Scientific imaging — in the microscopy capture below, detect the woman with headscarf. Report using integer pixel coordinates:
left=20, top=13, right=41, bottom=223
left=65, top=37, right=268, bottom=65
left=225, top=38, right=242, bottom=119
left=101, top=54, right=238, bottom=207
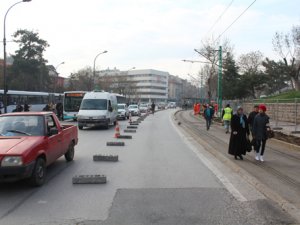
left=228, top=106, right=250, bottom=160
left=253, top=104, right=270, bottom=162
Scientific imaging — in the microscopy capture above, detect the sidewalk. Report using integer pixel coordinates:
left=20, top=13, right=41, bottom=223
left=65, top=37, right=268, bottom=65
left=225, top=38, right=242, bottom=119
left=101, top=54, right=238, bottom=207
left=175, top=110, right=300, bottom=222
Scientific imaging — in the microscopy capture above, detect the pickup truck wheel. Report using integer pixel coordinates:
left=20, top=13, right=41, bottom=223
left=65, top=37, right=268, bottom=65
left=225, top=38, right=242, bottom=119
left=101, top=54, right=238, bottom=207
left=65, top=143, right=75, bottom=162
left=29, top=158, right=46, bottom=187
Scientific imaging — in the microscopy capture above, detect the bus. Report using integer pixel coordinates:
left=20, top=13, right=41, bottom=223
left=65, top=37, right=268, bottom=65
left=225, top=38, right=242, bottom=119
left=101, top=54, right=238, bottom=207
left=115, top=94, right=126, bottom=104
left=63, top=91, right=86, bottom=120
left=0, top=90, right=63, bottom=113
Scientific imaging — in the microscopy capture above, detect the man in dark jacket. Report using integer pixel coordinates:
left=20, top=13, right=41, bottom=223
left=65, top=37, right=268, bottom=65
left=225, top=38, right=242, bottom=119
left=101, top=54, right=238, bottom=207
left=253, top=104, right=270, bottom=162
left=204, top=104, right=214, bottom=130
left=247, top=105, right=259, bottom=134
left=228, top=106, right=250, bottom=160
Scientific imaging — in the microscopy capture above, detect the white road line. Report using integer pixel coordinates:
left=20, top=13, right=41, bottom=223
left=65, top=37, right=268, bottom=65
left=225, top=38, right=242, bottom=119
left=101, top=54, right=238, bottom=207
left=170, top=114, right=248, bottom=202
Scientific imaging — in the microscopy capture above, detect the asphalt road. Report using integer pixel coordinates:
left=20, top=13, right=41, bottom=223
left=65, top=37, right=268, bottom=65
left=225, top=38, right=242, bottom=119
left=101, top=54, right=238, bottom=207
left=0, top=110, right=296, bottom=225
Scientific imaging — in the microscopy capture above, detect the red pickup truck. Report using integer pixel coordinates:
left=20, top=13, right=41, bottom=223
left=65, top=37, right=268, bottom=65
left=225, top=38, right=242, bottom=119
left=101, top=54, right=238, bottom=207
left=0, top=112, right=78, bottom=186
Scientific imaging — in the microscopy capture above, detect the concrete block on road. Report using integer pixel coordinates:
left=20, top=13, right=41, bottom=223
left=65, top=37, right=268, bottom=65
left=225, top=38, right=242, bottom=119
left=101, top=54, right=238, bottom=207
left=117, top=135, right=132, bottom=139
left=107, top=142, right=125, bottom=146
left=93, top=154, right=119, bottom=162
left=130, top=123, right=139, bottom=126
left=127, top=126, right=138, bottom=129
left=72, top=175, right=107, bottom=184
left=124, top=129, right=136, bottom=133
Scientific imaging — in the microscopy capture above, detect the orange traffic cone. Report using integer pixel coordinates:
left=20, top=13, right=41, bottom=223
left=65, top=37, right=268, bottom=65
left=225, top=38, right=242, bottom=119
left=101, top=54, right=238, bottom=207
left=114, top=121, right=120, bottom=138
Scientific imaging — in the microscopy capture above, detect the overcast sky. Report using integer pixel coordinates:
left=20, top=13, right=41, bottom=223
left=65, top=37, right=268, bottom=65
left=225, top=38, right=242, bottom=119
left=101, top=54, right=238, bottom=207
left=0, top=0, right=299, bottom=79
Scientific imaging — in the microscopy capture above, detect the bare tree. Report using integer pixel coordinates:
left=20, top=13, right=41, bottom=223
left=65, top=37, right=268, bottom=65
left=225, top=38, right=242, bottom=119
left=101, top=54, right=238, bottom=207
left=194, top=38, right=233, bottom=100
left=238, top=51, right=264, bottom=74
left=67, top=67, right=93, bottom=91
left=273, top=25, right=300, bottom=90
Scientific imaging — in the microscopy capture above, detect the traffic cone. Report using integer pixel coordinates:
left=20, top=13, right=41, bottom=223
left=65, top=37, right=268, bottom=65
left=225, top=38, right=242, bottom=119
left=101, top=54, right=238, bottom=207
left=114, top=121, right=120, bottom=138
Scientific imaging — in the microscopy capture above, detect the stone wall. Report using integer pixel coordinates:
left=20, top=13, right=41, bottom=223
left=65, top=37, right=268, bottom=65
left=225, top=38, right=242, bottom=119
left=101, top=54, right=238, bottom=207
left=241, top=103, right=300, bottom=124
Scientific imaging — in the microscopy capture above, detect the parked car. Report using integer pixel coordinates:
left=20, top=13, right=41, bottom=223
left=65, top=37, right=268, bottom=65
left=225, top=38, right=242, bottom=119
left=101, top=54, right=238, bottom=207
left=167, top=102, right=177, bottom=109
left=117, top=103, right=129, bottom=120
left=0, top=112, right=78, bottom=186
left=128, top=104, right=141, bottom=116
left=139, top=103, right=149, bottom=113
left=77, top=91, right=118, bottom=130
left=157, top=102, right=166, bottom=110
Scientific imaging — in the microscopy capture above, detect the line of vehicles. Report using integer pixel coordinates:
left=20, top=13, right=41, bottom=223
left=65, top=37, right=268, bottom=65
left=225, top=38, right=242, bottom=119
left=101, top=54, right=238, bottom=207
left=0, top=89, right=177, bottom=186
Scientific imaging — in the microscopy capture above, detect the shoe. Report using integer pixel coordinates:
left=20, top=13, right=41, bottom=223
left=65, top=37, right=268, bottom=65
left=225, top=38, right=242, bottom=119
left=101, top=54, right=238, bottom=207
left=260, top=156, right=264, bottom=162
left=255, top=153, right=260, bottom=161
left=234, top=156, right=238, bottom=160
left=239, top=155, right=243, bottom=160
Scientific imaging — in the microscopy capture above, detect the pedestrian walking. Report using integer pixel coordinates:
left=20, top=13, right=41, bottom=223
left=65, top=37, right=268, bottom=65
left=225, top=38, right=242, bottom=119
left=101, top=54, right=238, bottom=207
left=222, top=104, right=233, bottom=133
left=56, top=102, right=63, bottom=120
left=151, top=102, right=155, bottom=115
left=248, top=105, right=259, bottom=135
left=24, top=103, right=30, bottom=112
left=204, top=104, right=214, bottom=130
left=228, top=106, right=250, bottom=160
left=253, top=104, right=270, bottom=162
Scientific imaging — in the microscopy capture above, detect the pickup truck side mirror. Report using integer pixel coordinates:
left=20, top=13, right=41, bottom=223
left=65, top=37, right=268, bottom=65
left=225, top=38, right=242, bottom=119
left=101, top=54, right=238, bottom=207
left=108, top=106, right=113, bottom=112
left=49, top=127, right=59, bottom=136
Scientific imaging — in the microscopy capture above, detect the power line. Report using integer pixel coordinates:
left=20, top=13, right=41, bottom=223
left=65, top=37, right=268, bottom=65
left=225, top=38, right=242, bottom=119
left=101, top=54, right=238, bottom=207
left=215, top=0, right=257, bottom=42
left=206, top=0, right=234, bottom=36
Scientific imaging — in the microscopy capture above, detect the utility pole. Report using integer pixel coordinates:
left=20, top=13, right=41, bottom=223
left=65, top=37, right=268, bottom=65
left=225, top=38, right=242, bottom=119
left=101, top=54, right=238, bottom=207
left=217, top=46, right=223, bottom=117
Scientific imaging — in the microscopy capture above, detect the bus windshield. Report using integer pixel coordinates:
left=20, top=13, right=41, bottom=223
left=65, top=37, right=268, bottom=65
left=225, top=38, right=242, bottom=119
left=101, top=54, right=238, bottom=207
left=64, top=94, right=85, bottom=112
left=80, top=99, right=107, bottom=110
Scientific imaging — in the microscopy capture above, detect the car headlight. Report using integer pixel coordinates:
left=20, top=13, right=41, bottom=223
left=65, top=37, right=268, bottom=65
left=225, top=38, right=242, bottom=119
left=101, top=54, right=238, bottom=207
left=1, top=156, right=23, bottom=167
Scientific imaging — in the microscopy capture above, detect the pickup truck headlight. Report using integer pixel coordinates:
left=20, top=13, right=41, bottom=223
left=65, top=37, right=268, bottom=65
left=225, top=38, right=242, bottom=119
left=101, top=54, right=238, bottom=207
left=1, top=156, right=23, bottom=167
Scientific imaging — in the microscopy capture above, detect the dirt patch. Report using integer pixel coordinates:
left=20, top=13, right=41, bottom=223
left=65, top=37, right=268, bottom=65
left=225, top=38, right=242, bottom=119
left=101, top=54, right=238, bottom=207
left=212, top=118, right=300, bottom=146
left=274, top=131, right=300, bottom=146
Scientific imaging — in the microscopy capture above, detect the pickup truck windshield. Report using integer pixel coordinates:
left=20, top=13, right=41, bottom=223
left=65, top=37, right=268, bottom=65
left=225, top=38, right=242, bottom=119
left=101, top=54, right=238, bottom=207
left=0, top=115, right=45, bottom=136
left=80, top=99, right=107, bottom=110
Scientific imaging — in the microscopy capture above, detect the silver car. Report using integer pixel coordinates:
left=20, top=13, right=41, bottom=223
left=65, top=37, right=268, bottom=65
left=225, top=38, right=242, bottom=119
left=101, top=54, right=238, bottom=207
left=117, top=104, right=129, bottom=120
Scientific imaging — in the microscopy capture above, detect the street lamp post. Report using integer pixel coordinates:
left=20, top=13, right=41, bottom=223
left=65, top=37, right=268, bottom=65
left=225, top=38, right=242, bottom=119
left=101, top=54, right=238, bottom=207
left=93, top=50, right=107, bottom=90
left=53, top=62, right=65, bottom=93
left=55, top=61, right=65, bottom=72
left=2, top=0, right=32, bottom=113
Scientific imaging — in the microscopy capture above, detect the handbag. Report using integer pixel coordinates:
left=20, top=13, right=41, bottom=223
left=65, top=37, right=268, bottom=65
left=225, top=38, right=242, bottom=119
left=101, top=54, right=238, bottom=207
left=246, top=139, right=252, bottom=152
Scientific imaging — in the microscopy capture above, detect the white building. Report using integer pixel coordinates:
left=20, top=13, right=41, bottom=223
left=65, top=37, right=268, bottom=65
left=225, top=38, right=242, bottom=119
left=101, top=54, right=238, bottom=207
left=99, top=69, right=169, bottom=103
left=128, top=69, right=169, bottom=103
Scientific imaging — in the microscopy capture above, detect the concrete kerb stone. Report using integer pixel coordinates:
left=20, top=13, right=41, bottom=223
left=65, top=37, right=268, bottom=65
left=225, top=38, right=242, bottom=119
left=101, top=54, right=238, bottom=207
left=116, top=135, right=132, bottom=139
left=124, top=129, right=136, bottom=133
left=93, top=154, right=119, bottom=162
left=130, top=123, right=139, bottom=126
left=106, top=142, right=125, bottom=146
left=127, top=126, right=138, bottom=129
left=72, top=175, right=107, bottom=184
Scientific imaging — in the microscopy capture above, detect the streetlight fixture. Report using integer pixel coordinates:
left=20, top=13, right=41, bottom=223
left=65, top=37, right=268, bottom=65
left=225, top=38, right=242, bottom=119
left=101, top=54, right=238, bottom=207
left=93, top=50, right=108, bottom=89
left=55, top=61, right=65, bottom=71
left=2, top=0, right=32, bottom=113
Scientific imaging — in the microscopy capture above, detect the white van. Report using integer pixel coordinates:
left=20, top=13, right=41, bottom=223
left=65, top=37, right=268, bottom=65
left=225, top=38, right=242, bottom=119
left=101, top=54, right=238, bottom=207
left=77, top=91, right=118, bottom=129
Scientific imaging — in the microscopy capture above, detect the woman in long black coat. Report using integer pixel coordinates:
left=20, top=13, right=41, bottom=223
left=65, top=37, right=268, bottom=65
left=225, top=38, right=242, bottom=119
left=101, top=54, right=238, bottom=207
left=228, top=106, right=250, bottom=160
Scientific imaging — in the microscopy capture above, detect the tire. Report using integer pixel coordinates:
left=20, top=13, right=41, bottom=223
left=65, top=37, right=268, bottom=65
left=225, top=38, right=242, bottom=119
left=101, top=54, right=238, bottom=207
left=65, top=142, right=75, bottom=162
left=29, top=157, right=46, bottom=187
left=78, top=125, right=83, bottom=130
